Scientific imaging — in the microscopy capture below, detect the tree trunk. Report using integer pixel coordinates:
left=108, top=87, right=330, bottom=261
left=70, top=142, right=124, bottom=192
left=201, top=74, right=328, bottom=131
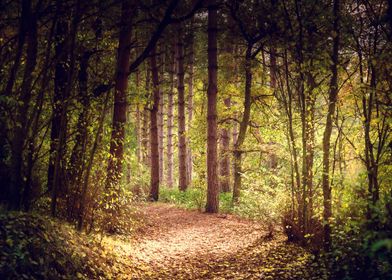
left=233, top=46, right=252, bottom=203
left=219, top=97, right=231, bottom=192
left=24, top=17, right=54, bottom=212
left=270, top=46, right=277, bottom=89
left=67, top=51, right=92, bottom=220
left=305, top=73, right=316, bottom=233
left=283, top=49, right=301, bottom=220
left=166, top=41, right=175, bottom=188
left=2, top=0, right=29, bottom=97
left=9, top=0, right=37, bottom=210
left=105, top=0, right=133, bottom=191
left=142, top=68, right=150, bottom=166
left=149, top=46, right=160, bottom=201
left=78, top=92, right=111, bottom=230
left=322, top=0, right=340, bottom=251
left=158, top=47, right=165, bottom=183
left=187, top=21, right=195, bottom=186
left=205, top=0, right=219, bottom=213
left=136, top=70, right=142, bottom=164
left=177, top=23, right=188, bottom=191
left=49, top=0, right=71, bottom=216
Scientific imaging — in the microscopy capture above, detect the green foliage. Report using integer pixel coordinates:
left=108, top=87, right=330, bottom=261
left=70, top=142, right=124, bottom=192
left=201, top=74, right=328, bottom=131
left=328, top=193, right=392, bottom=279
left=0, top=211, right=110, bottom=279
left=159, top=187, right=205, bottom=211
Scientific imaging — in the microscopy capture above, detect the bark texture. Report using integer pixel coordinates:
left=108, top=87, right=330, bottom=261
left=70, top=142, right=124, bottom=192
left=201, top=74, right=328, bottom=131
left=322, top=0, right=340, bottom=251
left=233, top=47, right=252, bottom=203
left=105, top=0, right=133, bottom=192
left=166, top=41, right=175, bottom=188
left=205, top=0, right=219, bottom=213
left=149, top=46, right=160, bottom=201
left=219, top=97, right=231, bottom=193
left=187, top=22, right=195, bottom=186
left=177, top=24, right=188, bottom=191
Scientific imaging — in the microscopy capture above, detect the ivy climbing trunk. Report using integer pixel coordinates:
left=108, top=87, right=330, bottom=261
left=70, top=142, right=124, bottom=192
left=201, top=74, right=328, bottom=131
left=105, top=0, right=133, bottom=191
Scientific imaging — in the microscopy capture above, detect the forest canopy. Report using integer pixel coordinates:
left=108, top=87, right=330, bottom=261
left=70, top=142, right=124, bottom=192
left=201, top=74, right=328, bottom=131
left=0, top=0, right=391, bottom=279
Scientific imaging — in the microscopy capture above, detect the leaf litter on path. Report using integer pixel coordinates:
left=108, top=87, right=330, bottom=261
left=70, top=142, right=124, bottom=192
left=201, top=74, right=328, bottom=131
left=106, top=203, right=327, bottom=279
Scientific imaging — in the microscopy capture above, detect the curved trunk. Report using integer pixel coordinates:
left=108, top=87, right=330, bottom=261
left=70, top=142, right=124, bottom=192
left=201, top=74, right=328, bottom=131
left=233, top=47, right=252, bottom=203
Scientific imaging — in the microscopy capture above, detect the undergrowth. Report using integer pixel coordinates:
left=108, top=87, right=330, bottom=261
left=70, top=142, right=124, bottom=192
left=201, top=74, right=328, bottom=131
left=0, top=208, right=142, bottom=279
left=158, top=187, right=282, bottom=223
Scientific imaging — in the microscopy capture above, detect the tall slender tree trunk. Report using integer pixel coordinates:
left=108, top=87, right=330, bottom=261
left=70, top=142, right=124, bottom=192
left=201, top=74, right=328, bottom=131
left=9, top=0, right=37, bottom=210
left=305, top=73, right=316, bottom=233
left=142, top=68, right=150, bottom=166
left=158, top=47, right=165, bottom=183
left=270, top=46, right=277, bottom=89
left=322, top=0, right=340, bottom=251
left=205, top=0, right=219, bottom=213
left=166, top=41, right=175, bottom=188
left=360, top=44, right=380, bottom=222
left=233, top=46, right=252, bottom=203
left=136, top=70, right=142, bottom=164
left=67, top=51, right=92, bottom=220
left=294, top=0, right=308, bottom=234
left=24, top=17, right=54, bottom=212
left=3, top=0, right=29, bottom=97
left=283, top=49, right=301, bottom=219
left=78, top=92, right=111, bottom=230
left=105, top=0, right=133, bottom=191
left=187, top=21, right=195, bottom=186
left=49, top=0, right=71, bottom=216
left=220, top=97, right=231, bottom=192
left=177, top=23, right=188, bottom=191
left=149, top=46, right=160, bottom=201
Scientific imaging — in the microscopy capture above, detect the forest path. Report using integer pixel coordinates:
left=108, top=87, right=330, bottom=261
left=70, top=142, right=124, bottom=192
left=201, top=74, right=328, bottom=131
left=109, top=203, right=325, bottom=279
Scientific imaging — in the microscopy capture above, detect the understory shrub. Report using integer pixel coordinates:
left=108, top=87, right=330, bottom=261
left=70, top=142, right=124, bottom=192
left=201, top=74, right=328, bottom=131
left=329, top=196, right=392, bottom=279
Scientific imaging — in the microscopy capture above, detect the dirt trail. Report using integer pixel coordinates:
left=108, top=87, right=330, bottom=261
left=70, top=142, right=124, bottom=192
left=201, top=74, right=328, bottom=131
left=108, top=203, right=326, bottom=279
left=131, top=203, right=267, bottom=265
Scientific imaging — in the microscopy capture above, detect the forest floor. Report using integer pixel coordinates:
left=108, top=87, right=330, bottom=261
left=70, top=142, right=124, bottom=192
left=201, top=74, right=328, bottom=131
left=109, top=203, right=327, bottom=279
left=0, top=202, right=328, bottom=279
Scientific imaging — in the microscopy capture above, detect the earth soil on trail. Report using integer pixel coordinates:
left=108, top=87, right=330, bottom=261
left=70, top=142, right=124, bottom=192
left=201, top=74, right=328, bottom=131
left=105, top=203, right=327, bottom=280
